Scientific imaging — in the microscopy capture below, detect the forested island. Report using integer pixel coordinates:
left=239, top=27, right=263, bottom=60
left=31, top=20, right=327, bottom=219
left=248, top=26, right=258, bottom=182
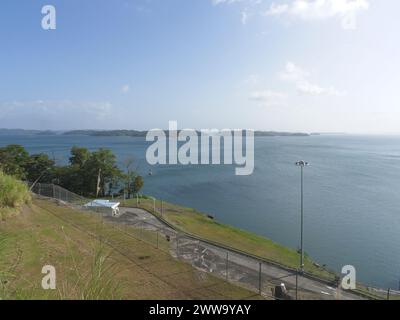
left=0, top=128, right=310, bottom=137
left=64, top=130, right=309, bottom=137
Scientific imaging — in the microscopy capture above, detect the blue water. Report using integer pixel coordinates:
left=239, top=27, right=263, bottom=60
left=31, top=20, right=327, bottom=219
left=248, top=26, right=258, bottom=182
left=1, top=133, right=400, bottom=289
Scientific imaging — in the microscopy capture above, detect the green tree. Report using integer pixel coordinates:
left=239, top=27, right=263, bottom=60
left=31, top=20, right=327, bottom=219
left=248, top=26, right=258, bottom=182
left=133, top=175, right=144, bottom=195
left=83, top=148, right=123, bottom=197
left=53, top=165, right=86, bottom=195
left=123, top=156, right=139, bottom=198
left=0, top=145, right=29, bottom=178
left=0, top=144, right=127, bottom=198
left=24, top=154, right=55, bottom=183
left=69, top=146, right=90, bottom=168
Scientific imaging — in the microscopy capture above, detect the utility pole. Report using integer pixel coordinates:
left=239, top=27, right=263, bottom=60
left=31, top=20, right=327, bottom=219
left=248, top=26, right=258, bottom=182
left=295, top=160, right=309, bottom=273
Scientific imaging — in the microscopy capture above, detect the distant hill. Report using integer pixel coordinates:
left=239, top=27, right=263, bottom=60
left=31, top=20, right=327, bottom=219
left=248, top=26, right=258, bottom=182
left=63, top=130, right=147, bottom=137
left=254, top=131, right=309, bottom=137
left=0, top=128, right=309, bottom=137
left=64, top=130, right=309, bottom=137
left=310, top=132, right=346, bottom=136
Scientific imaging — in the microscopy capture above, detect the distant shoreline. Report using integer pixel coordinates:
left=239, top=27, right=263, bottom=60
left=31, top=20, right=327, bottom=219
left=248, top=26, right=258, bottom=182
left=0, top=128, right=310, bottom=137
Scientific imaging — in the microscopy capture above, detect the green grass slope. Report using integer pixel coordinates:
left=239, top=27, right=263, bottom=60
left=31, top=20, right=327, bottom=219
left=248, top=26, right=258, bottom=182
left=0, top=198, right=262, bottom=300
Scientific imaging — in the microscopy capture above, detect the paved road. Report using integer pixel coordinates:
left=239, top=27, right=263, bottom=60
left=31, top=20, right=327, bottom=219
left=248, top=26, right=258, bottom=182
left=105, top=207, right=365, bottom=300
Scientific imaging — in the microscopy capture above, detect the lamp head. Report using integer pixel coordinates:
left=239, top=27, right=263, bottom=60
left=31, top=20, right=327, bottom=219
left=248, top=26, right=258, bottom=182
left=295, top=161, right=309, bottom=167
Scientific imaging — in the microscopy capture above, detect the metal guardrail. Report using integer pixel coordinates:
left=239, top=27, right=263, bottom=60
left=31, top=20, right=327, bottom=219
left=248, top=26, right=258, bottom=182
left=128, top=199, right=398, bottom=300
left=120, top=197, right=340, bottom=285
left=145, top=206, right=336, bottom=284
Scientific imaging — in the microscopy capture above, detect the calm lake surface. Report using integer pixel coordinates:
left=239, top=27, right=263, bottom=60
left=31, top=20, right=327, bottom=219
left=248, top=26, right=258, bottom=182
left=1, top=134, right=400, bottom=289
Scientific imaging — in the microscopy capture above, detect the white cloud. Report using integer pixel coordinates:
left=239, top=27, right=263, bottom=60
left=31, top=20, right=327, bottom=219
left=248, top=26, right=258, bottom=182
left=121, top=84, right=131, bottom=93
left=280, top=61, right=344, bottom=96
left=249, top=90, right=287, bottom=106
left=266, top=3, right=289, bottom=15
left=212, top=0, right=244, bottom=5
left=244, top=74, right=262, bottom=85
left=241, top=10, right=249, bottom=25
left=211, top=0, right=264, bottom=25
left=247, top=62, right=344, bottom=108
left=279, top=61, right=309, bottom=82
left=265, top=0, right=369, bottom=29
left=296, top=81, right=343, bottom=96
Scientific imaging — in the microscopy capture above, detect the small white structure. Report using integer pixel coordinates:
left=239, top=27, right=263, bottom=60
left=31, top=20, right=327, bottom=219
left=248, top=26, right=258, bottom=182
left=84, top=199, right=120, bottom=217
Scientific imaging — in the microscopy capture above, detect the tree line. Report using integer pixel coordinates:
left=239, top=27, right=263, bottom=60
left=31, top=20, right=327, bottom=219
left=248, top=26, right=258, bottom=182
left=0, top=144, right=144, bottom=198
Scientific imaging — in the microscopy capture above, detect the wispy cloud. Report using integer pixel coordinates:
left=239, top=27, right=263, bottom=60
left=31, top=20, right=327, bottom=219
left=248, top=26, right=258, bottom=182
left=121, top=84, right=131, bottom=93
left=244, top=74, right=262, bottom=85
left=249, top=90, right=287, bottom=106
left=280, top=62, right=345, bottom=96
left=212, top=0, right=262, bottom=24
left=212, top=0, right=245, bottom=5
left=247, top=61, right=344, bottom=107
left=265, top=0, right=369, bottom=29
left=241, top=10, right=249, bottom=25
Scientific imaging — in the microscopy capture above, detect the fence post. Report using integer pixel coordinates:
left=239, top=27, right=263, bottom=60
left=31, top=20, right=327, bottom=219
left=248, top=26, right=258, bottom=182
left=161, top=200, right=163, bottom=217
left=296, top=272, right=298, bottom=300
left=226, top=252, right=229, bottom=280
left=38, top=183, right=41, bottom=196
left=259, top=262, right=262, bottom=295
left=176, top=234, right=179, bottom=258
left=52, top=184, right=55, bottom=198
left=387, top=288, right=391, bottom=300
left=336, top=275, right=342, bottom=300
left=197, top=240, right=201, bottom=261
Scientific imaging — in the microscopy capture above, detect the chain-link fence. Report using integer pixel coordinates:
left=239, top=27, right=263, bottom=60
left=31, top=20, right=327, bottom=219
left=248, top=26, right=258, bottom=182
left=29, top=182, right=88, bottom=206
left=29, top=183, right=400, bottom=300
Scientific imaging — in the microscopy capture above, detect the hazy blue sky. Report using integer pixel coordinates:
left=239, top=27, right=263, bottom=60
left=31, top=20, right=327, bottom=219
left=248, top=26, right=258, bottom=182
left=0, top=0, right=398, bottom=133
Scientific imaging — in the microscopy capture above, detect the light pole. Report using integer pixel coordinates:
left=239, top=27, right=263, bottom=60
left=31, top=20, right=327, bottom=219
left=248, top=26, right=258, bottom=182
left=295, top=160, right=309, bottom=273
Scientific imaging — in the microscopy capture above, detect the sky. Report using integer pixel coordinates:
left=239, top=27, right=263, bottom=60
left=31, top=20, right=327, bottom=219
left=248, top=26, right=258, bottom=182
left=0, top=0, right=399, bottom=133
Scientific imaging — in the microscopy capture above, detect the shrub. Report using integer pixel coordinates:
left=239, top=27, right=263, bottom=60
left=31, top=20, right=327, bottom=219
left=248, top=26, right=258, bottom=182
left=0, top=171, right=31, bottom=210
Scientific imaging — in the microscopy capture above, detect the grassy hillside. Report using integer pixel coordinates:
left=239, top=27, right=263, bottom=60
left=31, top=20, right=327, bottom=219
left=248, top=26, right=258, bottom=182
left=0, top=198, right=262, bottom=300
left=0, top=171, right=31, bottom=219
